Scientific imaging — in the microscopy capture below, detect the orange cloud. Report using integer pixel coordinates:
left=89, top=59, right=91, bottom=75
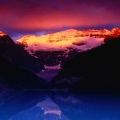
left=0, top=0, right=120, bottom=35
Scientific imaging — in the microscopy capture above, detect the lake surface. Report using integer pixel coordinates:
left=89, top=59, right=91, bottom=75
left=0, top=90, right=120, bottom=120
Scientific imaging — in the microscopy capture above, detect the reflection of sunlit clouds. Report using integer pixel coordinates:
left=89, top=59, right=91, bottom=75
left=44, top=110, right=61, bottom=116
left=1, top=92, right=120, bottom=120
left=36, top=98, right=69, bottom=120
left=7, top=97, right=69, bottom=120
left=56, top=95, right=83, bottom=105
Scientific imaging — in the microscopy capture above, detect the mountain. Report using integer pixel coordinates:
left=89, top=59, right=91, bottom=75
left=16, top=28, right=120, bottom=81
left=0, top=31, right=46, bottom=89
left=0, top=31, right=44, bottom=73
left=16, top=29, right=109, bottom=67
left=50, top=34, right=120, bottom=91
left=0, top=57, right=46, bottom=89
left=108, top=28, right=120, bottom=37
left=1, top=28, right=120, bottom=90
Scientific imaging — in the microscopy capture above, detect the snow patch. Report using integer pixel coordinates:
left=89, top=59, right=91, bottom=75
left=44, top=110, right=61, bottom=116
left=36, top=64, right=61, bottom=82
left=72, top=37, right=104, bottom=52
left=18, top=36, right=104, bottom=56
left=44, top=64, right=61, bottom=70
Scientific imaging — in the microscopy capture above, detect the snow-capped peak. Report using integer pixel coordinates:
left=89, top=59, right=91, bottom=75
left=108, top=28, right=120, bottom=37
left=16, top=29, right=110, bottom=53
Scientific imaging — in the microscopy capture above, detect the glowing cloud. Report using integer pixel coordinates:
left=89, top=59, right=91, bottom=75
left=0, top=0, right=120, bottom=38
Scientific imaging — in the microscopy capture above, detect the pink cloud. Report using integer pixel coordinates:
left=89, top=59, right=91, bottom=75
left=0, top=0, right=120, bottom=31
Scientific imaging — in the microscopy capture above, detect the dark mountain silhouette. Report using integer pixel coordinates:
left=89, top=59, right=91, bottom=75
left=1, top=30, right=120, bottom=90
left=0, top=57, right=45, bottom=89
left=0, top=33, right=46, bottom=89
left=0, top=34, right=44, bottom=73
left=51, top=36, right=120, bottom=92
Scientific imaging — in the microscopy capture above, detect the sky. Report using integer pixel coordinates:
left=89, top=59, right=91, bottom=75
left=0, top=0, right=120, bottom=40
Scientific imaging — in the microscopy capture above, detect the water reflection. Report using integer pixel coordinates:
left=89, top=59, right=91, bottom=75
left=0, top=90, right=120, bottom=120
left=51, top=93, right=120, bottom=120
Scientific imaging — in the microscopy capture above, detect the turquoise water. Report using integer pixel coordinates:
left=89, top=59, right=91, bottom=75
left=0, top=91, right=120, bottom=120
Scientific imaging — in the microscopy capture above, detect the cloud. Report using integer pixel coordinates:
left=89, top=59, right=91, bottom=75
left=0, top=0, right=120, bottom=38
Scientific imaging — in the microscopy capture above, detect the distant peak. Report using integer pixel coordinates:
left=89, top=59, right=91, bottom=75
left=111, top=28, right=120, bottom=31
left=109, top=28, right=120, bottom=37
left=0, top=31, right=7, bottom=36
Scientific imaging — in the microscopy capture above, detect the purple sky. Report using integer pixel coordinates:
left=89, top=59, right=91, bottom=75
left=0, top=0, right=120, bottom=39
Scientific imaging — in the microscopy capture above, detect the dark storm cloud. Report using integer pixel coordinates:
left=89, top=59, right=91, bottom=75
left=0, top=0, right=120, bottom=39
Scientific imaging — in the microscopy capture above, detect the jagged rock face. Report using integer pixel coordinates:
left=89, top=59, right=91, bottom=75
left=0, top=32, right=44, bottom=73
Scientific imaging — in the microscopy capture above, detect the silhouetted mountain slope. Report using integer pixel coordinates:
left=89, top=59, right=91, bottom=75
left=0, top=35, right=44, bottom=73
left=0, top=57, right=45, bottom=89
left=0, top=33, right=46, bottom=89
left=51, top=36, right=120, bottom=91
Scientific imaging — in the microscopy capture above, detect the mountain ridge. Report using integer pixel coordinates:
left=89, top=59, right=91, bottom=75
left=50, top=35, right=120, bottom=91
left=16, top=28, right=109, bottom=52
left=0, top=28, right=120, bottom=90
left=0, top=34, right=44, bottom=73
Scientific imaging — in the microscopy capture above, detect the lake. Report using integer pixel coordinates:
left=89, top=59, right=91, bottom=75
left=0, top=90, right=120, bottom=120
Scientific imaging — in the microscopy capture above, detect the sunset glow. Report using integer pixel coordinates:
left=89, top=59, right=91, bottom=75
left=17, top=29, right=109, bottom=53
left=0, top=0, right=120, bottom=39
left=0, top=31, right=7, bottom=36
left=0, top=1, right=120, bottom=118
